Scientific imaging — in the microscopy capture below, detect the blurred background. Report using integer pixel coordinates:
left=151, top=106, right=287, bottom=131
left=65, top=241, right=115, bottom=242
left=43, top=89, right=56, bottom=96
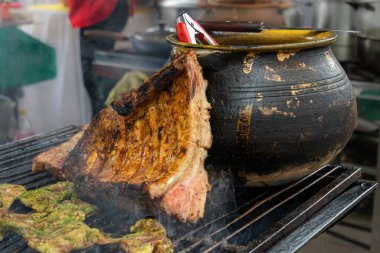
left=0, top=0, right=380, bottom=252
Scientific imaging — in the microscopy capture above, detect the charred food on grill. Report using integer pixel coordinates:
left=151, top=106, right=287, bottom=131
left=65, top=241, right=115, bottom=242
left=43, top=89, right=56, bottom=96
left=32, top=126, right=87, bottom=180
left=33, top=51, right=213, bottom=223
left=0, top=182, right=173, bottom=253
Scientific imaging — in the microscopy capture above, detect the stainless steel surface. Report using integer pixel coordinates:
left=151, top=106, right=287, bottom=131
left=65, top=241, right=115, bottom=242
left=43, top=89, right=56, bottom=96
left=198, top=20, right=359, bottom=33
left=271, top=179, right=377, bottom=253
left=260, top=27, right=359, bottom=33
left=347, top=1, right=380, bottom=68
left=355, top=32, right=380, bottom=74
left=93, top=50, right=168, bottom=74
left=305, top=0, right=355, bottom=61
left=201, top=3, right=288, bottom=27
left=311, top=0, right=352, bottom=28
left=347, top=0, right=380, bottom=34
left=84, top=25, right=174, bottom=56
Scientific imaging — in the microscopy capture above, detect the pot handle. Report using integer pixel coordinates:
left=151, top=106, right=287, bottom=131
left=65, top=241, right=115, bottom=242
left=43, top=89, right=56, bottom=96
left=198, top=20, right=264, bottom=32
left=346, top=1, right=375, bottom=11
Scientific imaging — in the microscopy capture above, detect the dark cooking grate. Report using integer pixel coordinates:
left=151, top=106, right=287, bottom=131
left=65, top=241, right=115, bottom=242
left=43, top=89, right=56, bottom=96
left=0, top=126, right=376, bottom=253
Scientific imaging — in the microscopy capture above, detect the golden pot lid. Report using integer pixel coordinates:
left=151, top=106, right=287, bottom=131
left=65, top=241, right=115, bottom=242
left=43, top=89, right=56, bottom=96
left=167, top=29, right=337, bottom=53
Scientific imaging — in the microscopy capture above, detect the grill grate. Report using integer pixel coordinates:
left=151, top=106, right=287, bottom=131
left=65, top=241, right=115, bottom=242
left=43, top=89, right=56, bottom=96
left=0, top=126, right=376, bottom=253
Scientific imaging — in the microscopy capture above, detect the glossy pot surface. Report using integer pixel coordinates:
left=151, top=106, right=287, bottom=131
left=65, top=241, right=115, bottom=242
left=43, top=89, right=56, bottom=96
left=168, top=30, right=357, bottom=186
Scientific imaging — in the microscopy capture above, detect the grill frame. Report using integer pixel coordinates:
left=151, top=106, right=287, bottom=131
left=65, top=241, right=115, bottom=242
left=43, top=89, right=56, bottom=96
left=0, top=126, right=377, bottom=253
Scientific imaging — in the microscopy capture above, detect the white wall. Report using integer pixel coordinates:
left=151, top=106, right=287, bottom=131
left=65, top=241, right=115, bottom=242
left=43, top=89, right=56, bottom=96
left=18, top=0, right=92, bottom=134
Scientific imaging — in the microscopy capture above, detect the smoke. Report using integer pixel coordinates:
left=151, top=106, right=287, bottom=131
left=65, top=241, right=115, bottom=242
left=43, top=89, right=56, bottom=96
left=81, top=162, right=240, bottom=250
left=157, top=163, right=239, bottom=251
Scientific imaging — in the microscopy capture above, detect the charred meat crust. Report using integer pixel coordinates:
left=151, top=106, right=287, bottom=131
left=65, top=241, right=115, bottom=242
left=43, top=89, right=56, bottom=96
left=111, top=53, right=195, bottom=117
left=58, top=51, right=212, bottom=223
left=32, top=128, right=86, bottom=180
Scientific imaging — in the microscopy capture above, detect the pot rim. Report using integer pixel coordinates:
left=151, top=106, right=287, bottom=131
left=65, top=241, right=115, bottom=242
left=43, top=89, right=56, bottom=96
left=167, top=29, right=337, bottom=53
left=356, top=32, right=380, bottom=41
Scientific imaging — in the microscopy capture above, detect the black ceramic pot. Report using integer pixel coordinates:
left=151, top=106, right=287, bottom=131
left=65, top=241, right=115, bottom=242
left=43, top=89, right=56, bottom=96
left=168, top=30, right=357, bottom=186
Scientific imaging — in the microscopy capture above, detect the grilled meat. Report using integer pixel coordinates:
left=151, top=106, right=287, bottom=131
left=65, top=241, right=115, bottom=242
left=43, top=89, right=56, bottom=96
left=0, top=184, right=26, bottom=210
left=0, top=200, right=105, bottom=250
left=32, top=127, right=86, bottom=180
left=0, top=183, right=173, bottom=253
left=18, top=181, right=78, bottom=212
left=62, top=51, right=212, bottom=223
left=117, top=219, right=173, bottom=253
left=0, top=183, right=104, bottom=251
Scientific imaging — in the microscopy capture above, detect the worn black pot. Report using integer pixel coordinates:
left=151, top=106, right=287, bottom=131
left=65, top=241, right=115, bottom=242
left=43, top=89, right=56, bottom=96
left=168, top=30, right=357, bottom=186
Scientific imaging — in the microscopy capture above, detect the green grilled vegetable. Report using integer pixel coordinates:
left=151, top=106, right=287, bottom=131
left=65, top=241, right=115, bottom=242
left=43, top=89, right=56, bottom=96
left=0, top=182, right=173, bottom=253
left=18, top=182, right=78, bottom=212
left=0, top=184, right=26, bottom=210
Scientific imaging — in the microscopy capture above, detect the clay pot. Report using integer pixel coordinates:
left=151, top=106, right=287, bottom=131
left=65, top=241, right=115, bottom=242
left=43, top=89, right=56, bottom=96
left=167, top=30, right=357, bottom=187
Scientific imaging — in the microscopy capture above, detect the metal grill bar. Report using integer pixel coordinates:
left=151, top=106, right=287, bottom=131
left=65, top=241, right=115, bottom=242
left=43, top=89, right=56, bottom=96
left=21, top=248, right=38, bottom=253
left=175, top=166, right=343, bottom=252
left=245, top=167, right=361, bottom=252
left=0, top=126, right=79, bottom=177
left=0, top=165, right=32, bottom=182
left=268, top=180, right=377, bottom=253
left=4, top=241, right=29, bottom=253
left=0, top=127, right=376, bottom=253
left=0, top=161, right=35, bottom=174
left=173, top=165, right=335, bottom=247
left=25, top=177, right=57, bottom=190
left=6, top=171, right=51, bottom=185
left=0, top=234, right=20, bottom=250
left=0, top=127, right=73, bottom=193
left=0, top=234, right=29, bottom=253
left=0, top=126, right=78, bottom=155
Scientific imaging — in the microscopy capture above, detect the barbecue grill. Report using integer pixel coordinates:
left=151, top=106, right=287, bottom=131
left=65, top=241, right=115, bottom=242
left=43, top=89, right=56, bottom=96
left=0, top=126, right=377, bottom=253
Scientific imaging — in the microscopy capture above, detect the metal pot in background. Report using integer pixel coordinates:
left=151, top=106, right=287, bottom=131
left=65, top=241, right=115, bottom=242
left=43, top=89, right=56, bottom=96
left=347, top=0, right=380, bottom=33
left=301, top=0, right=355, bottom=61
left=159, top=0, right=303, bottom=28
left=198, top=0, right=293, bottom=26
left=84, top=24, right=175, bottom=57
left=356, top=32, right=380, bottom=74
left=130, top=24, right=175, bottom=56
left=347, top=1, right=380, bottom=74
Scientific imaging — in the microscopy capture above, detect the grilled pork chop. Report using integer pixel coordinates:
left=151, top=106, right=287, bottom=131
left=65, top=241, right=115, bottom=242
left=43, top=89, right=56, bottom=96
left=62, top=52, right=212, bottom=222
left=32, top=127, right=86, bottom=180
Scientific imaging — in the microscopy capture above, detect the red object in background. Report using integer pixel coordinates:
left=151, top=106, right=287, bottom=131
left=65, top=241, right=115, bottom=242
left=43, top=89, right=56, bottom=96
left=129, top=0, right=135, bottom=16
left=0, top=1, right=21, bottom=21
left=176, top=22, right=192, bottom=43
left=0, top=3, right=10, bottom=21
left=176, top=12, right=219, bottom=45
left=9, top=2, right=21, bottom=9
left=68, top=0, right=119, bottom=28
